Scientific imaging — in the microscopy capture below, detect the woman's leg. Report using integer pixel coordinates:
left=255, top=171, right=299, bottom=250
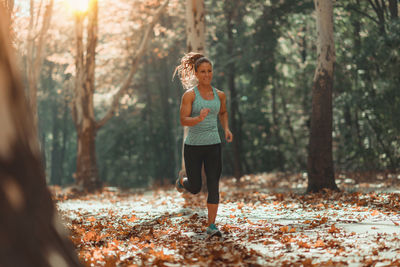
left=182, top=144, right=203, bottom=194
left=203, top=144, right=222, bottom=226
left=207, top=203, right=219, bottom=225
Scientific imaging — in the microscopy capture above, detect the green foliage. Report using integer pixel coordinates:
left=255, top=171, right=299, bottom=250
left=35, top=0, right=399, bottom=187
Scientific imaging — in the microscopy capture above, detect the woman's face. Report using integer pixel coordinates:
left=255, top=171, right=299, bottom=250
left=195, top=62, right=213, bottom=86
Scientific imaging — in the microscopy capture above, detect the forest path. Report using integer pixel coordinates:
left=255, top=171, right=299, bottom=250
left=56, top=174, right=400, bottom=266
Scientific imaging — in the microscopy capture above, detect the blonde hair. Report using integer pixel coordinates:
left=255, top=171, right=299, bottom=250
left=173, top=52, right=212, bottom=90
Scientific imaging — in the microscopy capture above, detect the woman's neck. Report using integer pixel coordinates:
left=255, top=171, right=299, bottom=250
left=197, top=84, right=212, bottom=91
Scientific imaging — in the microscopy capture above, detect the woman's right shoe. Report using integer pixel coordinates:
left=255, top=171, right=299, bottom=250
left=206, top=223, right=222, bottom=237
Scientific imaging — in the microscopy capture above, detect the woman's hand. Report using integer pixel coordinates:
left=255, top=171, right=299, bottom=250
left=198, top=108, right=210, bottom=121
left=225, top=129, right=233, bottom=143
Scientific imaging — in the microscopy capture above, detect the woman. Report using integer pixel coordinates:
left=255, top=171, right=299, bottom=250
left=174, top=52, right=233, bottom=237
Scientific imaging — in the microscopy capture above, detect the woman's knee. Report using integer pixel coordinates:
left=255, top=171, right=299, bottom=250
left=207, top=193, right=219, bottom=204
left=188, top=186, right=201, bottom=195
left=184, top=179, right=202, bottom=194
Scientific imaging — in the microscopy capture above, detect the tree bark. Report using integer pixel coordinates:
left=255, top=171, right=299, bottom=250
left=307, top=0, right=338, bottom=193
left=367, top=0, right=386, bottom=34
left=71, top=1, right=101, bottom=192
left=26, top=0, right=54, bottom=133
left=0, top=7, right=81, bottom=266
left=2, top=0, right=13, bottom=30
left=225, top=1, right=243, bottom=180
left=186, top=0, right=205, bottom=53
left=181, top=0, right=205, bottom=178
left=388, top=0, right=398, bottom=19
left=71, top=0, right=169, bottom=192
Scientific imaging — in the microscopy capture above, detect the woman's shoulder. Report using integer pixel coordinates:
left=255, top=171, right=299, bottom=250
left=182, top=88, right=196, bottom=100
left=214, top=88, right=226, bottom=99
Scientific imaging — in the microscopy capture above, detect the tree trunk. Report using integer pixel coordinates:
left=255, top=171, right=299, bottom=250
left=225, top=2, right=243, bottom=180
left=158, top=57, right=176, bottom=180
left=307, top=0, right=338, bottom=193
left=3, top=0, right=13, bottom=29
left=186, top=0, right=205, bottom=53
left=50, top=95, right=62, bottom=185
left=388, top=0, right=398, bottom=19
left=367, top=0, right=386, bottom=34
left=76, top=121, right=100, bottom=191
left=71, top=0, right=169, bottom=191
left=26, top=0, right=53, bottom=132
left=181, top=0, right=206, bottom=179
left=71, top=1, right=102, bottom=192
left=0, top=7, right=81, bottom=266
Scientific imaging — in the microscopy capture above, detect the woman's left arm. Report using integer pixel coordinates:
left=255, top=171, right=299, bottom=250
left=218, top=90, right=233, bottom=143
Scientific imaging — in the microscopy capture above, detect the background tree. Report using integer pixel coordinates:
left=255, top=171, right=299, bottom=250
left=26, top=0, right=54, bottom=132
left=307, top=0, right=338, bottom=193
left=179, top=0, right=206, bottom=176
left=10, top=0, right=399, bottom=189
left=0, top=5, right=81, bottom=266
left=71, top=0, right=169, bottom=192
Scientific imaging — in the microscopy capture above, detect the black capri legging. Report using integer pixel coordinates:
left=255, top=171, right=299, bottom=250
left=183, top=143, right=222, bottom=204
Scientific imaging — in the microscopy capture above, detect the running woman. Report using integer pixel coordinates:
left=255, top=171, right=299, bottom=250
left=174, top=52, right=233, bottom=237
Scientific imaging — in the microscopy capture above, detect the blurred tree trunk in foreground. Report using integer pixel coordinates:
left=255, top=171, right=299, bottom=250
left=307, top=0, right=339, bottom=193
left=0, top=5, right=81, bottom=266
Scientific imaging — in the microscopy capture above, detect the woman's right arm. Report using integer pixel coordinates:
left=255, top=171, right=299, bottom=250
left=180, top=91, right=209, bottom=126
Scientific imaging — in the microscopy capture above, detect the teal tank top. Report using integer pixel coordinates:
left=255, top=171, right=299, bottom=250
left=185, top=86, right=221, bottom=146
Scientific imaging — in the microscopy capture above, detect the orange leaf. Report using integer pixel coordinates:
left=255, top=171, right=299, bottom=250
left=128, top=215, right=137, bottom=222
left=371, top=210, right=379, bottom=216
left=280, top=226, right=289, bottom=233
left=314, top=239, right=325, bottom=248
left=328, top=224, right=340, bottom=234
left=83, top=231, right=97, bottom=242
left=297, top=241, right=311, bottom=248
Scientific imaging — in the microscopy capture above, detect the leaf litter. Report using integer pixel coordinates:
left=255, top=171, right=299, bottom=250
left=55, top=172, right=400, bottom=266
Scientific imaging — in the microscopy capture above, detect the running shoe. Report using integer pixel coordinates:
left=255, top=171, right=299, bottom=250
left=206, top=223, right=222, bottom=237
left=175, top=177, right=185, bottom=193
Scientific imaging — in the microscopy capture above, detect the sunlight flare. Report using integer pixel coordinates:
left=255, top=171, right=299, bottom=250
left=65, top=0, right=90, bottom=13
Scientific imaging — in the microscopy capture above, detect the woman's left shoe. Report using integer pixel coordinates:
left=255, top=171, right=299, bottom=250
left=206, top=223, right=222, bottom=237
left=175, top=177, right=185, bottom=193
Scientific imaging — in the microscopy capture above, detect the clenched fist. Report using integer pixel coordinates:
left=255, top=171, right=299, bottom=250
left=198, top=108, right=210, bottom=121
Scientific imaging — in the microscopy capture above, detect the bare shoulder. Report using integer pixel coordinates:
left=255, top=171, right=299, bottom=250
left=215, top=88, right=226, bottom=100
left=182, top=88, right=195, bottom=101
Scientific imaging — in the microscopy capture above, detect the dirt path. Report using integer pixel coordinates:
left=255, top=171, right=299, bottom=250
left=56, top=175, right=400, bottom=266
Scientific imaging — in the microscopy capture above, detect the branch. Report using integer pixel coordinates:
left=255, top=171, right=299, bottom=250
left=337, top=3, right=379, bottom=24
left=96, top=0, right=170, bottom=130
left=368, top=0, right=378, bottom=13
left=33, top=0, right=53, bottom=77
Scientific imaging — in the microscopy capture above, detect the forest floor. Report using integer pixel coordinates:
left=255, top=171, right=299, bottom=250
left=54, top=172, right=400, bottom=267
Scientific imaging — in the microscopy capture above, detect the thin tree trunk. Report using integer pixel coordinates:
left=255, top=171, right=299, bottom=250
left=388, top=0, right=398, bottom=19
left=271, top=79, right=285, bottom=170
left=158, top=57, right=176, bottom=180
left=181, top=0, right=206, bottom=186
left=0, top=7, right=81, bottom=265
left=70, top=0, right=169, bottom=192
left=3, top=0, right=13, bottom=30
left=50, top=87, right=62, bottom=185
left=367, top=0, right=386, bottom=34
left=183, top=0, right=206, bottom=175
left=225, top=2, right=243, bottom=180
left=26, top=0, right=54, bottom=132
left=307, top=0, right=338, bottom=193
